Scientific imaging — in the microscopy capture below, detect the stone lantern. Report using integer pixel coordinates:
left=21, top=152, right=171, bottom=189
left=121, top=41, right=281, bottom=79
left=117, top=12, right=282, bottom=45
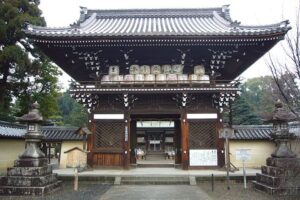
left=266, top=100, right=297, bottom=158
left=0, top=102, right=61, bottom=196
left=18, top=101, right=46, bottom=161
left=253, top=100, right=300, bottom=196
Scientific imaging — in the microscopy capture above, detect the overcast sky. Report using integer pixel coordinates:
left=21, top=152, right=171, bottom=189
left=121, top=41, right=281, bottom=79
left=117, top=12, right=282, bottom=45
left=39, top=0, right=299, bottom=89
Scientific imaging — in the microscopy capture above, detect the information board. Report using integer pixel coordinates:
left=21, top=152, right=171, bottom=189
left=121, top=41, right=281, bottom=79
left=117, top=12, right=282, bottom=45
left=236, top=149, right=251, bottom=161
left=189, top=149, right=218, bottom=166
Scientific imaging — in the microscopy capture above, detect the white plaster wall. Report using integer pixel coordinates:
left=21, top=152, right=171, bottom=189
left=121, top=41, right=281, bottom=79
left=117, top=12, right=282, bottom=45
left=229, top=140, right=275, bottom=168
left=0, top=139, right=25, bottom=172
left=59, top=141, right=83, bottom=168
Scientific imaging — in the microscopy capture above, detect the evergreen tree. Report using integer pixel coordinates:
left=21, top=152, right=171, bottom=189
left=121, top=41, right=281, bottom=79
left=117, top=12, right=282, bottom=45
left=57, top=92, right=87, bottom=127
left=0, top=0, right=61, bottom=120
left=229, top=95, right=263, bottom=125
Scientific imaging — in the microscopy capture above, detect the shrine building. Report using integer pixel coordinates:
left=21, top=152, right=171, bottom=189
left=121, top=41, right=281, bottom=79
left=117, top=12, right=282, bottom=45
left=25, top=5, right=290, bottom=169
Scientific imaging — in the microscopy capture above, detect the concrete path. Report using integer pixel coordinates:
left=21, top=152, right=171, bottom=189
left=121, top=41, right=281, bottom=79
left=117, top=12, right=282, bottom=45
left=54, top=167, right=260, bottom=177
left=99, top=185, right=212, bottom=200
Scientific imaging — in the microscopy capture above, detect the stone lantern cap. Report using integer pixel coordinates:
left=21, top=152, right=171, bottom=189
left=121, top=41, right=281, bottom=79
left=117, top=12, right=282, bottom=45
left=16, top=101, right=43, bottom=123
left=264, top=100, right=298, bottom=123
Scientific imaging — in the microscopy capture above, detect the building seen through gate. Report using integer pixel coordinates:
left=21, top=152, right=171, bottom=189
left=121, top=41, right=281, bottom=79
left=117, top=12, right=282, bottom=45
left=25, top=6, right=290, bottom=169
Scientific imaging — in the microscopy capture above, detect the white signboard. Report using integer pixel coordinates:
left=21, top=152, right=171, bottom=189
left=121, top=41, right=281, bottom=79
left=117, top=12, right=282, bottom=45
left=149, top=140, right=160, bottom=144
left=236, top=149, right=251, bottom=161
left=189, top=149, right=218, bottom=166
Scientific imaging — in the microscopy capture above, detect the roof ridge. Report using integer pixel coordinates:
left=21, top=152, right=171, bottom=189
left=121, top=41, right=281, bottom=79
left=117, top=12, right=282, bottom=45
left=238, top=20, right=290, bottom=30
left=81, top=6, right=228, bottom=21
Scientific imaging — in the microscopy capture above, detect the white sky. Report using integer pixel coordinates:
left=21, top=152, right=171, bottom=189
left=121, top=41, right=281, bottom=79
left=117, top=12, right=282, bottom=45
left=39, top=0, right=299, bottom=89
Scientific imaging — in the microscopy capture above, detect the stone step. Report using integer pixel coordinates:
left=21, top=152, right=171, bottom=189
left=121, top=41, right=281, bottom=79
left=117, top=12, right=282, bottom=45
left=253, top=180, right=279, bottom=195
left=147, top=151, right=165, bottom=155
left=145, top=156, right=166, bottom=161
left=7, top=166, right=53, bottom=177
left=253, top=180, right=300, bottom=196
left=0, top=180, right=62, bottom=196
left=1, top=174, right=59, bottom=187
left=255, top=173, right=282, bottom=187
left=137, top=163, right=175, bottom=168
left=121, top=176, right=190, bottom=185
left=261, top=165, right=284, bottom=177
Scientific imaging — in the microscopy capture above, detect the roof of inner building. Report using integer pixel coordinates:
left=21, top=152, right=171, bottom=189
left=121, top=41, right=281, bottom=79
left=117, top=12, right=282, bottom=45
left=25, top=5, right=290, bottom=38
left=0, top=121, right=86, bottom=141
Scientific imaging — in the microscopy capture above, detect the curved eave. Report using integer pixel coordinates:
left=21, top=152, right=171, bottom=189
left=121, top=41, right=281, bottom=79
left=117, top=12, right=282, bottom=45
left=25, top=28, right=290, bottom=38
left=25, top=31, right=289, bottom=45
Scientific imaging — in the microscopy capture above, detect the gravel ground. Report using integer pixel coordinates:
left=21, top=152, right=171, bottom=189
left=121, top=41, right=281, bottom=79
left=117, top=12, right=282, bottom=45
left=0, top=182, right=299, bottom=200
left=0, top=182, right=111, bottom=200
left=199, top=181, right=299, bottom=200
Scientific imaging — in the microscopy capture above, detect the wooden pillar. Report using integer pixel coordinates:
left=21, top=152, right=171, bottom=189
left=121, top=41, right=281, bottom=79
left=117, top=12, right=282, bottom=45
left=130, top=119, right=137, bottom=164
left=123, top=111, right=130, bottom=169
left=87, top=121, right=95, bottom=167
left=216, top=113, right=225, bottom=167
left=181, top=112, right=189, bottom=170
left=174, top=120, right=181, bottom=164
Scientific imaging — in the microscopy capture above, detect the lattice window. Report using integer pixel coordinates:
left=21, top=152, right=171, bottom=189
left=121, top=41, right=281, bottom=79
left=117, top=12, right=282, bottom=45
left=189, top=121, right=217, bottom=149
left=95, top=121, right=123, bottom=148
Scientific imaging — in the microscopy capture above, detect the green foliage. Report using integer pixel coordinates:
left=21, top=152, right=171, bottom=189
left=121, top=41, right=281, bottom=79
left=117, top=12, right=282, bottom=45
left=229, top=95, right=263, bottom=125
left=0, top=0, right=61, bottom=120
left=241, top=76, right=280, bottom=116
left=57, top=92, right=88, bottom=127
left=227, top=75, right=299, bottom=125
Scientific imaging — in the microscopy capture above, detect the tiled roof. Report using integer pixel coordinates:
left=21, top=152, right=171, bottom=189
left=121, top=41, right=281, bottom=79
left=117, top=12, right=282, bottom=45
left=232, top=124, right=300, bottom=140
left=25, top=6, right=290, bottom=37
left=0, top=121, right=26, bottom=139
left=233, top=125, right=272, bottom=140
left=0, top=121, right=86, bottom=141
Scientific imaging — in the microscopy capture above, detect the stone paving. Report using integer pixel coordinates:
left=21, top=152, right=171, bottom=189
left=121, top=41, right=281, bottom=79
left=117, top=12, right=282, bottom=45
left=99, top=185, right=212, bottom=200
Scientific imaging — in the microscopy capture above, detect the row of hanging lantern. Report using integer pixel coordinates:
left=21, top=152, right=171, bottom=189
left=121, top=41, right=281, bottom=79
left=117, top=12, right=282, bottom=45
left=101, top=64, right=210, bottom=84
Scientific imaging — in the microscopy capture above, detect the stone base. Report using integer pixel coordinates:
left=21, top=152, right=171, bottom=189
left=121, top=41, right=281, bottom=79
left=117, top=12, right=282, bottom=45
left=0, top=180, right=62, bottom=196
left=253, top=157, right=300, bottom=196
left=0, top=158, right=62, bottom=196
left=253, top=180, right=300, bottom=196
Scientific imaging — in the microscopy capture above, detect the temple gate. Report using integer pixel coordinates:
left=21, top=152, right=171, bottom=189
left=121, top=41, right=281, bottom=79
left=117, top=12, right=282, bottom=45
left=25, top=6, right=290, bottom=169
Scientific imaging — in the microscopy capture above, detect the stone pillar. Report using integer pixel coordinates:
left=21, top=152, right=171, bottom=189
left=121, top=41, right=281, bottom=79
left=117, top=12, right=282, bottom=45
left=0, top=102, right=62, bottom=196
